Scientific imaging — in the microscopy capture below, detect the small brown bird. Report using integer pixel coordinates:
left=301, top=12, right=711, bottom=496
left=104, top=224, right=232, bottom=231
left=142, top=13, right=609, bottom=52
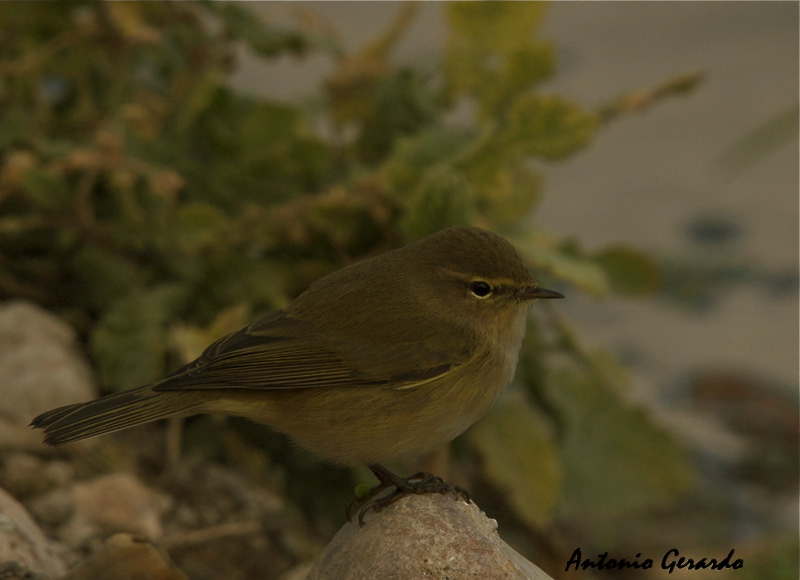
left=32, top=226, right=562, bottom=516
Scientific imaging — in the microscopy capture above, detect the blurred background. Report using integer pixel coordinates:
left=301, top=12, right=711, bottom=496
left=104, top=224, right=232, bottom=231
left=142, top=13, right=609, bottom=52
left=234, top=1, right=798, bottom=396
left=0, top=2, right=796, bottom=579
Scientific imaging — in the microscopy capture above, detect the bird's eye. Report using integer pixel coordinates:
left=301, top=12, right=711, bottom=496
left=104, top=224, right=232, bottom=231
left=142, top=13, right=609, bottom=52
left=469, top=281, right=492, bottom=298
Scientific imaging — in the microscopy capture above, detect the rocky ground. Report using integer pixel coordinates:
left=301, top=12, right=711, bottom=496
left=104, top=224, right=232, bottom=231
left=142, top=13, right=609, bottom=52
left=0, top=301, right=325, bottom=580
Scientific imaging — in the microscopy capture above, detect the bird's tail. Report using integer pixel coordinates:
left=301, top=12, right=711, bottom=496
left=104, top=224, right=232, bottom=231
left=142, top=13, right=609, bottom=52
left=30, top=387, right=200, bottom=446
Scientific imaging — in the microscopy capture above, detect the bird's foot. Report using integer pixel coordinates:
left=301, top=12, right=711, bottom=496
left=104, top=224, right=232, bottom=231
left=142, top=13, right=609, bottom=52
left=346, top=464, right=470, bottom=526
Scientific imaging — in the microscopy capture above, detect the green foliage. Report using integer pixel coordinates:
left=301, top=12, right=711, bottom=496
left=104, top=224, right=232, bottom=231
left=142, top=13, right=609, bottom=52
left=502, top=94, right=597, bottom=159
left=399, top=164, right=474, bottom=240
left=467, top=397, right=562, bottom=528
left=0, top=0, right=706, bottom=564
left=733, top=535, right=800, bottom=580
left=444, top=2, right=553, bottom=117
left=91, top=284, right=186, bottom=390
left=545, top=352, right=695, bottom=538
left=594, top=244, right=663, bottom=295
left=513, top=232, right=611, bottom=296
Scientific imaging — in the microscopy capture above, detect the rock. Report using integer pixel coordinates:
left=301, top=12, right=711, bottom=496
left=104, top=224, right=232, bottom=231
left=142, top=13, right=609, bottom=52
left=307, top=494, right=553, bottom=580
left=0, top=453, right=73, bottom=501
left=62, top=533, right=189, bottom=580
left=0, top=487, right=66, bottom=578
left=280, top=563, right=314, bottom=580
left=0, top=301, right=96, bottom=448
left=59, top=473, right=170, bottom=548
left=27, top=487, right=75, bottom=528
left=0, top=453, right=48, bottom=498
left=0, top=561, right=52, bottom=580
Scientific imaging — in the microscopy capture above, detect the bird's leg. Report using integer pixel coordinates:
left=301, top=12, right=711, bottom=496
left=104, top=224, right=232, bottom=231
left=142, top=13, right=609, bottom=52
left=346, top=464, right=470, bottom=526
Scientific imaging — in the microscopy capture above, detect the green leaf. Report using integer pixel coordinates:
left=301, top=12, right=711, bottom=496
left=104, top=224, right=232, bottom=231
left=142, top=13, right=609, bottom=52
left=399, top=165, right=474, bottom=240
left=22, top=167, right=69, bottom=211
left=503, top=44, right=555, bottom=90
left=487, top=166, right=543, bottom=225
left=206, top=3, right=319, bottom=57
left=356, top=68, right=439, bottom=163
left=173, top=202, right=226, bottom=252
left=545, top=352, right=695, bottom=543
left=732, top=535, right=800, bottom=580
left=91, top=284, right=186, bottom=391
left=445, top=3, right=554, bottom=118
left=503, top=95, right=598, bottom=159
left=384, top=128, right=472, bottom=194
left=478, top=45, right=555, bottom=116
left=71, top=246, right=149, bottom=312
left=447, top=2, right=548, bottom=54
left=461, top=140, right=543, bottom=225
left=198, top=253, right=286, bottom=318
left=594, top=244, right=663, bottom=296
left=467, top=397, right=562, bottom=528
left=178, top=95, right=331, bottom=206
left=512, top=232, right=609, bottom=297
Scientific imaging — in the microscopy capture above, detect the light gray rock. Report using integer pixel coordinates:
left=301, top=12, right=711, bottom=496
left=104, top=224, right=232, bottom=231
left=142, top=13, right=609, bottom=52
left=0, top=487, right=66, bottom=578
left=0, top=301, right=96, bottom=448
left=59, top=473, right=170, bottom=548
left=307, top=494, right=553, bottom=580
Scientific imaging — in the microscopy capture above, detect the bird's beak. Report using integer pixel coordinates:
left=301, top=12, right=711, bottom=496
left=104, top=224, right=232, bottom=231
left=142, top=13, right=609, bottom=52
left=522, top=286, right=564, bottom=300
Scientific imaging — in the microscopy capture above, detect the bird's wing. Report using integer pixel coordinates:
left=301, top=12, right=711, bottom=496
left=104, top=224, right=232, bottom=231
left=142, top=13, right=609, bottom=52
left=153, top=311, right=458, bottom=392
